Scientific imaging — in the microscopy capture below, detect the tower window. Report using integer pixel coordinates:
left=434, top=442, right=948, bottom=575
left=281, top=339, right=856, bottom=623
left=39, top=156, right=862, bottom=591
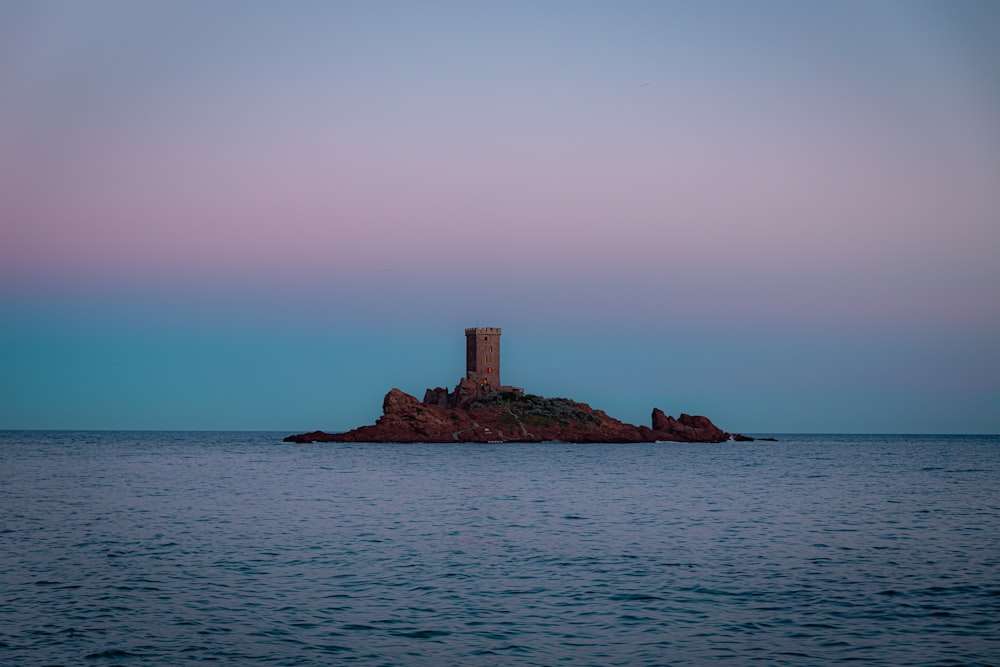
left=487, top=367, right=492, bottom=374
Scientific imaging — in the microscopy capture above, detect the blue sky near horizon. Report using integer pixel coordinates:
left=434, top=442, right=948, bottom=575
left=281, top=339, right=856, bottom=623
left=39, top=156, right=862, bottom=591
left=1, top=1, right=998, bottom=433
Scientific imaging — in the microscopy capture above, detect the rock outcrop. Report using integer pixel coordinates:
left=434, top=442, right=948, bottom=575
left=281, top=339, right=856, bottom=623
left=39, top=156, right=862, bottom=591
left=732, top=433, right=778, bottom=442
left=651, top=408, right=729, bottom=443
left=284, top=386, right=731, bottom=444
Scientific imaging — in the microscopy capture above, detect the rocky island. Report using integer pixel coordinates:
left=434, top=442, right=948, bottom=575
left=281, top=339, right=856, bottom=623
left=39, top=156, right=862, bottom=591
left=285, top=327, right=741, bottom=444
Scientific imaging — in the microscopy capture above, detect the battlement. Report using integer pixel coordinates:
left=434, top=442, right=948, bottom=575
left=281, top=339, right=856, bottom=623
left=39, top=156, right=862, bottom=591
left=465, top=327, right=502, bottom=336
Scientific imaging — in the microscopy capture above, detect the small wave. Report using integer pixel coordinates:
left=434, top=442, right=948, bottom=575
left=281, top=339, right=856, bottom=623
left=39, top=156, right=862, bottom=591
left=85, top=648, right=138, bottom=659
left=341, top=624, right=375, bottom=631
left=474, top=644, right=532, bottom=654
left=610, top=593, right=663, bottom=601
left=315, top=643, right=353, bottom=653
left=392, top=629, right=451, bottom=639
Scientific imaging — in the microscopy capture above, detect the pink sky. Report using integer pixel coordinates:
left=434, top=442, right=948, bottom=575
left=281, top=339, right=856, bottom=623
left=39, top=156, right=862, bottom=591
left=1, top=1, right=998, bottom=430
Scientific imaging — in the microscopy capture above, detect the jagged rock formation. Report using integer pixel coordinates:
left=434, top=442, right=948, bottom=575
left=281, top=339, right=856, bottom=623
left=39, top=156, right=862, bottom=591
left=284, top=386, right=730, bottom=444
left=651, top=408, right=729, bottom=442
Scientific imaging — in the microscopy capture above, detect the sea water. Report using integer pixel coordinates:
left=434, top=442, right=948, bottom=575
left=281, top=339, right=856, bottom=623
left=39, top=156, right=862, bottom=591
left=1, top=432, right=997, bottom=666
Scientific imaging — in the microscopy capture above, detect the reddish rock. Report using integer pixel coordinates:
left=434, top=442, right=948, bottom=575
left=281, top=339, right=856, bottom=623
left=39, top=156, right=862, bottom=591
left=285, top=387, right=731, bottom=444
left=650, top=408, right=729, bottom=443
left=651, top=407, right=672, bottom=431
left=422, top=387, right=449, bottom=407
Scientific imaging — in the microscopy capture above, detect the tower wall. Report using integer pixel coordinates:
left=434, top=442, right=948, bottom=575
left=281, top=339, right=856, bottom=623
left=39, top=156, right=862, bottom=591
left=465, top=327, right=501, bottom=389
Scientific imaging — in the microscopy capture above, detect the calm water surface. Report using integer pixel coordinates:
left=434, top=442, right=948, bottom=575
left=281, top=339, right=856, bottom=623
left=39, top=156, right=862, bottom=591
left=1, top=432, right=998, bottom=665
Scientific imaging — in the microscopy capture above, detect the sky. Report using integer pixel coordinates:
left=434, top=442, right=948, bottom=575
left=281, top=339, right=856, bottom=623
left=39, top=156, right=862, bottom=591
left=1, top=0, right=998, bottom=433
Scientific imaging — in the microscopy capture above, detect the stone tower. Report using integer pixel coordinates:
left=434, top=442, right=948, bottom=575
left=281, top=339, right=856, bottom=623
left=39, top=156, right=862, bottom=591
left=465, top=327, right=501, bottom=390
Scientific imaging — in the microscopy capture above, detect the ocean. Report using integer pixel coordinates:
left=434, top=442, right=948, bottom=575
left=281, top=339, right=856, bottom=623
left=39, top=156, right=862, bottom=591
left=1, top=431, right=997, bottom=666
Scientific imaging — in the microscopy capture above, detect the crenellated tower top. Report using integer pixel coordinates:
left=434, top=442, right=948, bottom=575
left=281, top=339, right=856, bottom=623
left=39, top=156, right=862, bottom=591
left=465, top=327, right=502, bottom=336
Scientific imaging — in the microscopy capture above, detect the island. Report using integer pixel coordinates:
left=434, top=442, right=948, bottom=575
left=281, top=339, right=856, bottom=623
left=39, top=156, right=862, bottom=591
left=285, top=327, right=747, bottom=444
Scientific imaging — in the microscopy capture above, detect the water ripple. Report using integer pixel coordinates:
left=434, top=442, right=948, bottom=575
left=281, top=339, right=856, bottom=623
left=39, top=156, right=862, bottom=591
left=1, top=431, right=998, bottom=665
